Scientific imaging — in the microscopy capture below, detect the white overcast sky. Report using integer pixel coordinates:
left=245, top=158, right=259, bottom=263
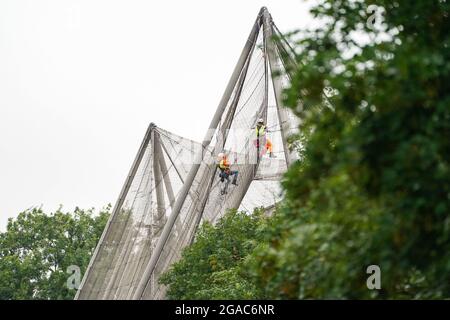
left=0, top=0, right=317, bottom=231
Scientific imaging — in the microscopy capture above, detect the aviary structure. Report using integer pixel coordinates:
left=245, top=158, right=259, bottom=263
left=75, top=7, right=299, bottom=300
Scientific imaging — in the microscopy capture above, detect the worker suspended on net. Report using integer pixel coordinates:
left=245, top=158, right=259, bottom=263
left=254, top=118, right=275, bottom=158
left=217, top=153, right=239, bottom=186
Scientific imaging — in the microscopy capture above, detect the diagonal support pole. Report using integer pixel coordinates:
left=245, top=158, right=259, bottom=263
left=188, top=30, right=260, bottom=244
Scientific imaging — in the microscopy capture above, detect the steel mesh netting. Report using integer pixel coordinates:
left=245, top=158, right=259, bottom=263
left=75, top=128, right=202, bottom=299
left=76, top=9, right=297, bottom=300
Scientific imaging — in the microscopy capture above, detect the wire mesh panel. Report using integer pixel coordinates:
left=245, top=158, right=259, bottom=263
left=76, top=7, right=298, bottom=300
left=75, top=126, right=202, bottom=299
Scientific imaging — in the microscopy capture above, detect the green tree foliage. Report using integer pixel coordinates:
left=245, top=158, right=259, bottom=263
left=252, top=0, right=449, bottom=298
left=161, top=0, right=449, bottom=299
left=160, top=209, right=270, bottom=299
left=0, top=206, right=109, bottom=299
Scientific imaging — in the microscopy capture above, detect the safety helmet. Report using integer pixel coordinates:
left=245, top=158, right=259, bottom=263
left=217, top=152, right=226, bottom=159
left=257, top=118, right=264, bottom=124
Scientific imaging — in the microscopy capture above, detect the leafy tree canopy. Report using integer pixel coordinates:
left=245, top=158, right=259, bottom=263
left=160, top=209, right=271, bottom=299
left=0, top=206, right=109, bottom=299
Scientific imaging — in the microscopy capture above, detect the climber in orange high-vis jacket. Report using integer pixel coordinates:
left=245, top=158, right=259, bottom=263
left=217, top=153, right=239, bottom=186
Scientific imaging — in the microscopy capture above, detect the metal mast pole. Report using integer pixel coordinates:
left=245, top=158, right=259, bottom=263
left=262, top=8, right=297, bottom=167
left=153, top=132, right=167, bottom=233
left=154, top=132, right=176, bottom=208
